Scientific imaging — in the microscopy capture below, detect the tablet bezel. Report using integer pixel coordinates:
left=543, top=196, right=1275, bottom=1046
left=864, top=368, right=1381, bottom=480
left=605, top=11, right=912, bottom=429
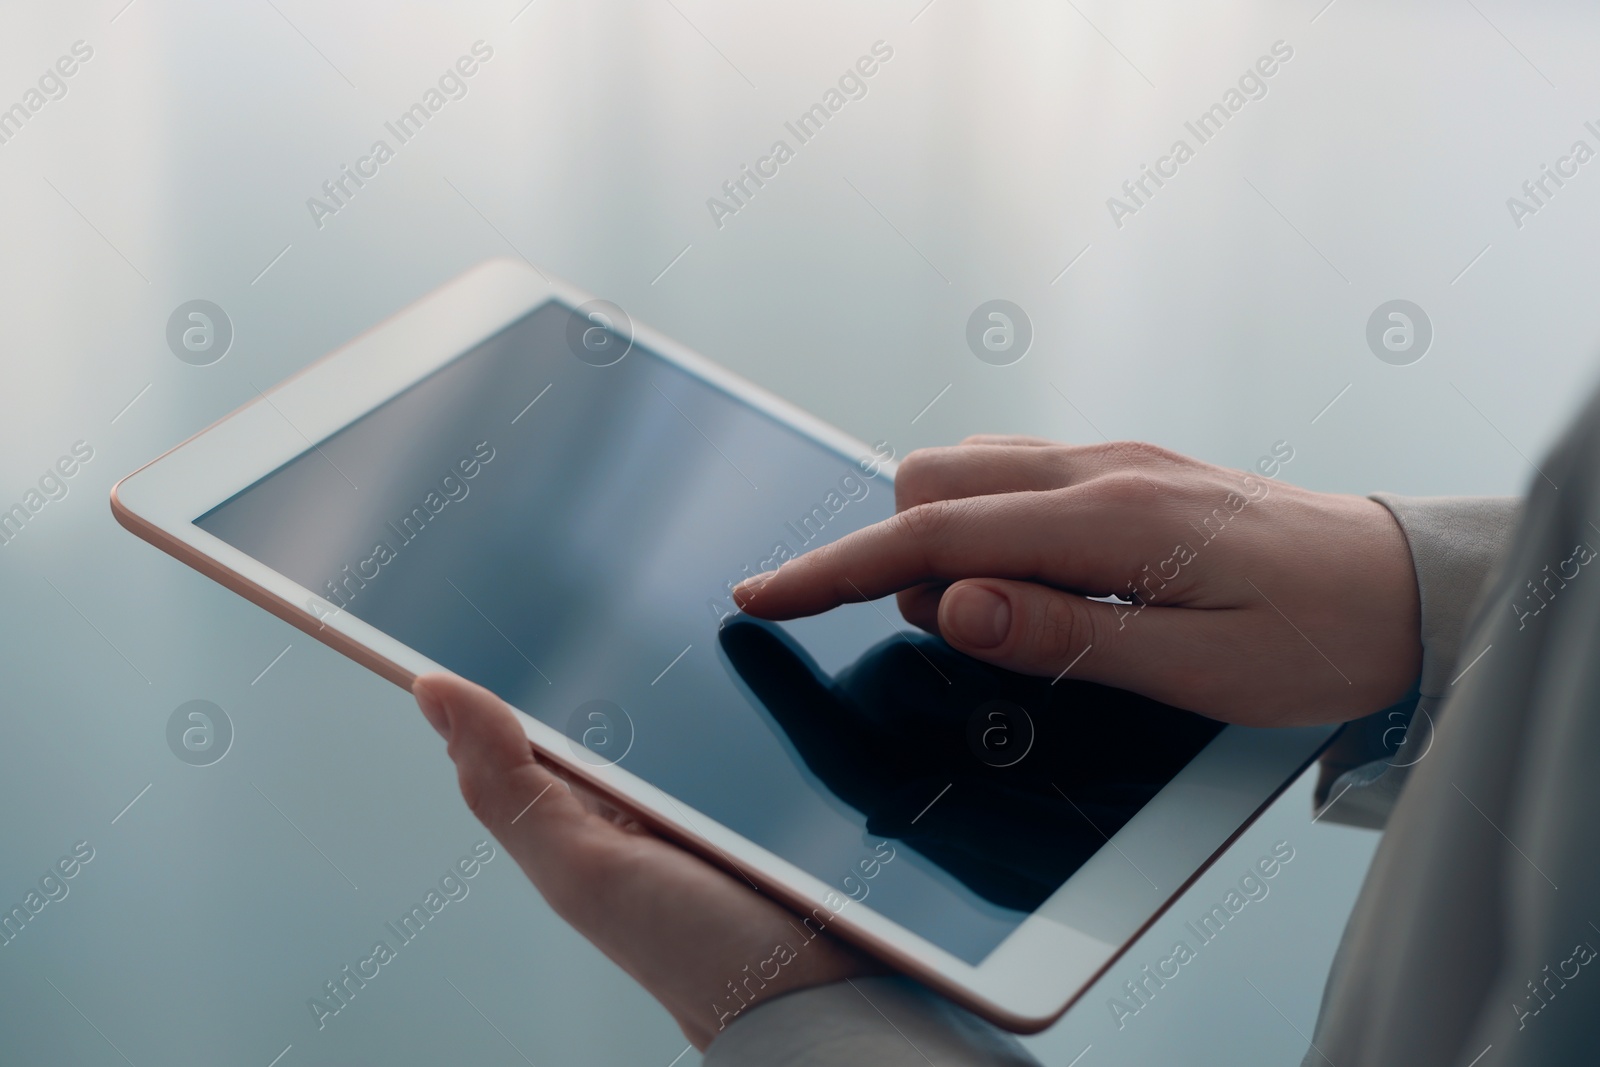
left=111, top=257, right=1333, bottom=1031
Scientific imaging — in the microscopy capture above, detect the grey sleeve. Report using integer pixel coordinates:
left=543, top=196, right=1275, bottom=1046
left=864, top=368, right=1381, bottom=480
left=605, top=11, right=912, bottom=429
left=1308, top=382, right=1600, bottom=1066
left=1369, top=494, right=1521, bottom=698
left=1313, top=494, right=1519, bottom=828
left=703, top=976, right=1042, bottom=1067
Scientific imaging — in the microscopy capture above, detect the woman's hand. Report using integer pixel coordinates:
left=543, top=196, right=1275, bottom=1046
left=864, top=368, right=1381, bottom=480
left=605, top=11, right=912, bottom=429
left=735, top=437, right=1421, bottom=727
left=412, top=672, right=876, bottom=1051
left=407, top=438, right=1420, bottom=1050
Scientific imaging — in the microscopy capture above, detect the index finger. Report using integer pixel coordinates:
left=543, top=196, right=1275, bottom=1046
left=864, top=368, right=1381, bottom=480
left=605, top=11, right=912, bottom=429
left=732, top=486, right=1158, bottom=620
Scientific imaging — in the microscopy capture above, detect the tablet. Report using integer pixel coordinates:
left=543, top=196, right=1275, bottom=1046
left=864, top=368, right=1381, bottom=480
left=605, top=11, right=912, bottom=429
left=111, top=258, right=1334, bottom=1031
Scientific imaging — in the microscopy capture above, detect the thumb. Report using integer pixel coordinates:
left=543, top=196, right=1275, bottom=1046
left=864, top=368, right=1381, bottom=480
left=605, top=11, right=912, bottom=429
left=412, top=672, right=581, bottom=863
left=936, top=578, right=1200, bottom=692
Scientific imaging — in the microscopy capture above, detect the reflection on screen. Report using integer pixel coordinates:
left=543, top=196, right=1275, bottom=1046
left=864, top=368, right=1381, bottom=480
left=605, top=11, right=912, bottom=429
left=196, top=300, right=1221, bottom=964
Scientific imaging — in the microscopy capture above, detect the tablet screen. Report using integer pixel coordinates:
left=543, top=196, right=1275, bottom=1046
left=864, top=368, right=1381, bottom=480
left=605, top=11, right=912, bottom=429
left=196, top=300, right=1222, bottom=965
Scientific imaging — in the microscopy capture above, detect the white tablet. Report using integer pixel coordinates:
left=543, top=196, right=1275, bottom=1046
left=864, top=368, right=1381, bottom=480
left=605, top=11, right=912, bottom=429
left=111, top=258, right=1333, bottom=1031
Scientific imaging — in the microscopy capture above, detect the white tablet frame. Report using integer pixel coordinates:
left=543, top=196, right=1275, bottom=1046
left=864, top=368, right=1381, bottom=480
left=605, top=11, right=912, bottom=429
left=111, top=257, right=1334, bottom=1031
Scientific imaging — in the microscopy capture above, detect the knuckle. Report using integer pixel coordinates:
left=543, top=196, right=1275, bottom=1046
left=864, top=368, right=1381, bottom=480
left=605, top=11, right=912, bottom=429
left=1085, top=470, right=1168, bottom=510
left=1093, top=440, right=1178, bottom=469
left=1042, top=443, right=1084, bottom=473
left=1031, top=593, right=1087, bottom=660
left=891, top=498, right=956, bottom=543
left=898, top=446, right=941, bottom=472
left=893, top=448, right=940, bottom=507
left=1122, top=439, right=1178, bottom=463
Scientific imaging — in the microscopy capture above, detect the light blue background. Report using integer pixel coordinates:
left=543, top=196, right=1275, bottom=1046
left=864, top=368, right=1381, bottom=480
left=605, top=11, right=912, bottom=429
left=2, top=1, right=1595, bottom=1064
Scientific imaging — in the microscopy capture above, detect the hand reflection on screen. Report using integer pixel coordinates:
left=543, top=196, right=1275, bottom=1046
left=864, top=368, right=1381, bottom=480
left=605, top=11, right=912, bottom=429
left=718, top=618, right=1224, bottom=912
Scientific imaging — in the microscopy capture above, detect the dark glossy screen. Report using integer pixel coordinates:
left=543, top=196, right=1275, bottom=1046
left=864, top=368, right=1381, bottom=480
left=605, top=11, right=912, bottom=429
left=197, top=300, right=1221, bottom=964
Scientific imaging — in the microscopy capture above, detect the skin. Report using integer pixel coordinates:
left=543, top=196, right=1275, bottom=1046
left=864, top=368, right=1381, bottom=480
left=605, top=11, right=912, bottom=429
left=413, top=671, right=877, bottom=1050
left=414, top=436, right=1423, bottom=1046
left=739, top=437, right=1422, bottom=726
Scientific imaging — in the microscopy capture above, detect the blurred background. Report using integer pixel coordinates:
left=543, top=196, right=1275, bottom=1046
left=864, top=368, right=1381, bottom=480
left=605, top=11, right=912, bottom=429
left=2, top=1, right=1596, bottom=1064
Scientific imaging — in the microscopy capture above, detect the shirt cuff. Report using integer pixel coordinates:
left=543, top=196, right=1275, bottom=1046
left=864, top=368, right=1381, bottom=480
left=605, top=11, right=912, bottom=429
left=1313, top=494, right=1518, bottom=828
left=1368, top=493, right=1519, bottom=698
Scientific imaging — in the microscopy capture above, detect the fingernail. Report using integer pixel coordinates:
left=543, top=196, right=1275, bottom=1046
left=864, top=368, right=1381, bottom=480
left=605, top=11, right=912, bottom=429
left=944, top=584, right=1011, bottom=649
left=415, top=683, right=451, bottom=741
left=734, top=570, right=777, bottom=604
